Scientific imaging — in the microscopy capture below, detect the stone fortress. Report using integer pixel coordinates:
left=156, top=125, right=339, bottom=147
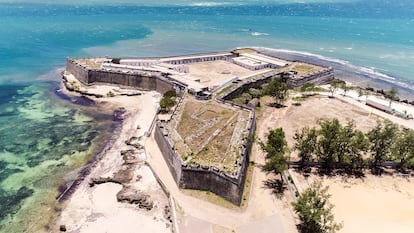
left=64, top=48, right=334, bottom=205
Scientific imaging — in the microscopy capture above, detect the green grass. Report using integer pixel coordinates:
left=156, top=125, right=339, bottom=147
left=215, top=83, right=235, bottom=96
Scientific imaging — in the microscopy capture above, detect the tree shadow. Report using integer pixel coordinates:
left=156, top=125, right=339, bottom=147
left=266, top=102, right=286, bottom=108
left=335, top=169, right=366, bottom=179
left=263, top=178, right=286, bottom=199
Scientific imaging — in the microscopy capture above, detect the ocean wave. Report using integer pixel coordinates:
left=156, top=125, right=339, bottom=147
left=188, top=2, right=235, bottom=7
left=253, top=46, right=414, bottom=92
left=254, top=47, right=351, bottom=65
left=250, top=32, right=270, bottom=36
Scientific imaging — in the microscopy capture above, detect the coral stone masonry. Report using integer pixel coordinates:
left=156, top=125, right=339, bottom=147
left=64, top=48, right=334, bottom=205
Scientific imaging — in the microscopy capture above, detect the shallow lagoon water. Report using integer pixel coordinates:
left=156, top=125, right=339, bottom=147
left=0, top=83, right=114, bottom=232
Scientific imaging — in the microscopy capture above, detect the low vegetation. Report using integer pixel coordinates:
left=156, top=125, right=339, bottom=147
left=232, top=78, right=288, bottom=107
left=159, top=90, right=177, bottom=112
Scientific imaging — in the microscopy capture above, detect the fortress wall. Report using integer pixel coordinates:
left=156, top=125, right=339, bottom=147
left=155, top=77, right=175, bottom=94
left=164, top=54, right=233, bottom=65
left=66, top=59, right=175, bottom=94
left=287, top=67, right=334, bottom=88
left=221, top=73, right=282, bottom=101
left=180, top=165, right=244, bottom=204
left=66, top=59, right=90, bottom=84
left=154, top=122, right=182, bottom=183
left=85, top=70, right=174, bottom=95
left=153, top=95, right=256, bottom=205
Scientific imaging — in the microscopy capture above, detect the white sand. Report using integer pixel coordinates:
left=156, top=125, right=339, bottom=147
left=55, top=83, right=171, bottom=233
left=302, top=175, right=414, bottom=233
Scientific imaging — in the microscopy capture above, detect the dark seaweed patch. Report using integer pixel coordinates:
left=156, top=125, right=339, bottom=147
left=0, top=187, right=34, bottom=219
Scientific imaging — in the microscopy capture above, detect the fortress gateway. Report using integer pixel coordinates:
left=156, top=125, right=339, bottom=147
left=64, top=48, right=334, bottom=205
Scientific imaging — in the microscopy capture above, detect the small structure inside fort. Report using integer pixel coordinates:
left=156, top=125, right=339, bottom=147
left=63, top=48, right=334, bottom=205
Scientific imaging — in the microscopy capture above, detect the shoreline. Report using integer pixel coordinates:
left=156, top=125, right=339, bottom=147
left=54, top=82, right=125, bottom=202
left=255, top=47, right=414, bottom=100
left=53, top=79, right=172, bottom=233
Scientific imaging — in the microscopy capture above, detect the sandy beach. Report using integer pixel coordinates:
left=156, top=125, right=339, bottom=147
left=54, top=78, right=172, bottom=233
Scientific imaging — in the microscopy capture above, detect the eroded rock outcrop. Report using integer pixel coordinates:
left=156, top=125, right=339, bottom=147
left=116, top=186, right=153, bottom=210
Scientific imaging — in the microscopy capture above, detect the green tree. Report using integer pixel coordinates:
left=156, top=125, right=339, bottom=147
left=392, top=129, right=414, bottom=171
left=336, top=121, right=368, bottom=170
left=357, top=88, right=369, bottom=102
left=261, top=128, right=288, bottom=178
left=367, top=121, right=399, bottom=174
left=159, top=96, right=175, bottom=112
left=248, top=88, right=262, bottom=98
left=329, top=80, right=342, bottom=97
left=293, top=182, right=342, bottom=233
left=164, top=90, right=177, bottom=98
left=339, top=83, right=350, bottom=96
left=265, top=78, right=288, bottom=106
left=316, top=119, right=342, bottom=172
left=294, top=127, right=318, bottom=169
left=385, top=88, right=398, bottom=107
left=347, top=130, right=369, bottom=173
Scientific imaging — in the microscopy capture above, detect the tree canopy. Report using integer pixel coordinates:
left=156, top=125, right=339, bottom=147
left=261, top=128, right=288, bottom=177
left=391, top=128, right=414, bottom=171
left=294, top=126, right=318, bottom=169
left=385, top=88, right=398, bottom=107
left=159, top=90, right=177, bottom=112
left=293, top=182, right=342, bottom=233
left=264, top=78, right=288, bottom=106
left=367, top=120, right=398, bottom=174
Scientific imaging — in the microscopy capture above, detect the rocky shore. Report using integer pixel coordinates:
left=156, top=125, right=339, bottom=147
left=53, top=79, right=172, bottom=233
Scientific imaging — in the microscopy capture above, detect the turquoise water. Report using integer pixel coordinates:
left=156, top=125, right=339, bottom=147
left=1, top=0, right=414, bottom=232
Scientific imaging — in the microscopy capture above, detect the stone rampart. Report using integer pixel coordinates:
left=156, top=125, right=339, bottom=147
left=66, top=58, right=90, bottom=84
left=219, top=71, right=282, bottom=101
left=152, top=81, right=256, bottom=205
left=66, top=58, right=175, bottom=95
left=154, top=122, right=183, bottom=183
left=286, top=67, right=334, bottom=88
left=177, top=107, right=255, bottom=204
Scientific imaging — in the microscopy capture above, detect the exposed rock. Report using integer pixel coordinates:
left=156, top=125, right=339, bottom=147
left=117, top=187, right=153, bottom=210
left=112, top=165, right=136, bottom=184
left=89, top=176, right=121, bottom=187
left=120, top=149, right=136, bottom=157
left=163, top=205, right=173, bottom=223
left=125, top=136, right=144, bottom=149
left=120, top=149, right=140, bottom=164
left=59, top=225, right=67, bottom=232
left=113, top=107, right=128, bottom=121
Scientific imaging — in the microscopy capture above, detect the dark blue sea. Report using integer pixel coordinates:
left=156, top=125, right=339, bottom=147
left=0, top=0, right=413, bottom=231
